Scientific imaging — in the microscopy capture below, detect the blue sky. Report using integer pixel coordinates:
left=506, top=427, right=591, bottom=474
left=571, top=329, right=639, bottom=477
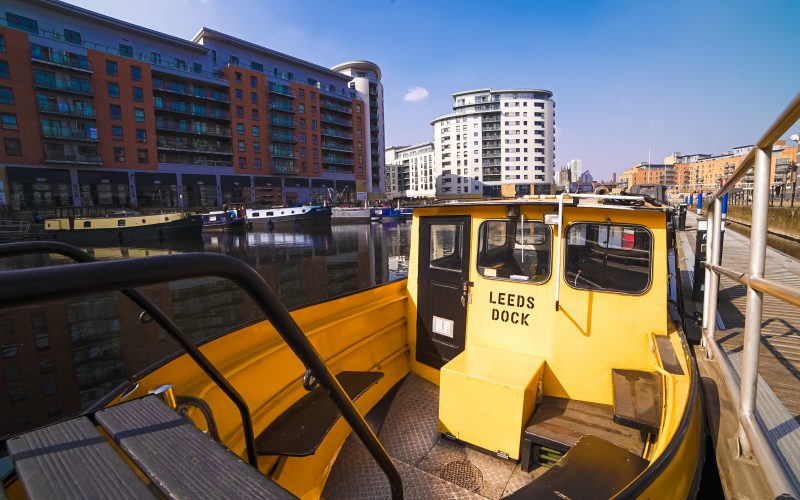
left=71, top=0, right=800, bottom=180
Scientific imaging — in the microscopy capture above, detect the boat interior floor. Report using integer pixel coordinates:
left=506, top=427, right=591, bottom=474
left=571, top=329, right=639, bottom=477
left=323, top=374, right=649, bottom=499
left=323, top=374, right=542, bottom=499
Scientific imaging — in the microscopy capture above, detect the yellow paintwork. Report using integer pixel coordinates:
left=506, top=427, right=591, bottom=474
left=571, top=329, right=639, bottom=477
left=6, top=198, right=703, bottom=499
left=44, top=212, right=190, bottom=230
left=439, top=346, right=544, bottom=458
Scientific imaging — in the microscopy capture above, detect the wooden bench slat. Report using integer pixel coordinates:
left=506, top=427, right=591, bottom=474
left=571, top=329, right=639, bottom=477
left=255, top=371, right=383, bottom=457
left=96, top=396, right=293, bottom=500
left=6, top=417, right=153, bottom=500
left=612, top=369, right=663, bottom=433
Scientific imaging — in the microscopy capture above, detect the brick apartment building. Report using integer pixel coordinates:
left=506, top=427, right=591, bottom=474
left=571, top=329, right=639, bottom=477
left=0, top=0, right=385, bottom=215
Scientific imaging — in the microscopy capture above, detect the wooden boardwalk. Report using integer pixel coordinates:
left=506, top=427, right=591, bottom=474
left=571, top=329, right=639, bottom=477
left=679, top=212, right=800, bottom=420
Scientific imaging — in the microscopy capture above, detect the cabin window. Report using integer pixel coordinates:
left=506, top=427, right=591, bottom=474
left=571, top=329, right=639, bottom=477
left=477, top=220, right=551, bottom=283
left=266, top=212, right=273, bottom=216
left=564, top=223, right=652, bottom=294
left=252, top=212, right=260, bottom=217
left=429, top=224, right=463, bottom=271
left=83, top=221, right=91, bottom=228
left=117, top=220, right=126, bottom=227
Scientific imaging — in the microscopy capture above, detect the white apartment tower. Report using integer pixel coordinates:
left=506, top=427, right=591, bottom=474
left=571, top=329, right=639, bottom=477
left=431, top=88, right=555, bottom=197
left=384, top=143, right=435, bottom=199
left=332, top=61, right=385, bottom=197
left=568, top=159, right=583, bottom=183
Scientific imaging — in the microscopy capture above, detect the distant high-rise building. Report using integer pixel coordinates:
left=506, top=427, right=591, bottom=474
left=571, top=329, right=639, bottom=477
left=557, top=167, right=571, bottom=189
left=430, top=88, right=555, bottom=198
left=568, top=159, right=583, bottom=183
left=384, top=142, right=435, bottom=199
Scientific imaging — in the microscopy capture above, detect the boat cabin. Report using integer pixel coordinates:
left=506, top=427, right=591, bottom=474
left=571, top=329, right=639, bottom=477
left=0, top=195, right=701, bottom=499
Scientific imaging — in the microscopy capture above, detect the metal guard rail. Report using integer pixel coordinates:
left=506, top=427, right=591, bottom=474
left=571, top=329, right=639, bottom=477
left=0, top=241, right=261, bottom=467
left=699, top=92, right=800, bottom=498
left=0, top=249, right=404, bottom=499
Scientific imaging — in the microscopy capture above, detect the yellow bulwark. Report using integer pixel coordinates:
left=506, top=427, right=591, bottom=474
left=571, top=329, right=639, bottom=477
left=44, top=212, right=190, bottom=230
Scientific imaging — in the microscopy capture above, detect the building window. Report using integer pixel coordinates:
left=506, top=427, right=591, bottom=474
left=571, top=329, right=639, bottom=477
left=310, top=92, right=316, bottom=102
left=251, top=108, right=259, bottom=120
left=311, top=135, right=317, bottom=145
left=251, top=61, right=264, bottom=72
left=254, top=158, right=261, bottom=168
left=111, top=126, right=123, bottom=140
left=230, top=55, right=239, bottom=65
left=250, top=92, right=258, bottom=104
left=313, top=162, right=319, bottom=173
left=238, top=157, right=246, bottom=168
left=106, top=60, right=118, bottom=76
left=2, top=343, right=18, bottom=358
left=0, top=61, right=9, bottom=78
left=113, top=147, right=125, bottom=162
left=236, top=106, right=243, bottom=118
left=0, top=35, right=5, bottom=52
left=107, top=82, right=120, bottom=98
left=137, top=149, right=148, bottom=163
left=234, top=71, right=242, bottom=83
left=237, top=123, right=244, bottom=135
left=4, top=366, right=19, bottom=382
left=118, top=44, right=133, bottom=58
left=311, top=120, right=317, bottom=131
left=131, top=65, right=142, bottom=81
left=1, top=114, right=17, bottom=130
left=298, top=103, right=305, bottom=113
left=134, top=108, right=145, bottom=122
left=252, top=125, right=259, bottom=137
left=298, top=89, right=304, bottom=98
left=238, top=140, right=245, bottom=152
left=0, top=86, right=13, bottom=104
left=7, top=12, right=38, bottom=34
left=109, top=104, right=122, bottom=119
left=299, top=118, right=306, bottom=128
left=151, top=52, right=161, bottom=65
left=175, top=58, right=186, bottom=70
left=253, top=142, right=261, bottom=153
left=235, top=89, right=243, bottom=101
left=135, top=128, right=147, bottom=143
left=192, top=62, right=202, bottom=74
left=132, top=86, right=144, bottom=102
left=41, top=380, right=57, bottom=397
left=62, top=29, right=81, bottom=45
left=299, top=132, right=307, bottom=142
left=4, top=137, right=21, bottom=156
left=250, top=76, right=257, bottom=87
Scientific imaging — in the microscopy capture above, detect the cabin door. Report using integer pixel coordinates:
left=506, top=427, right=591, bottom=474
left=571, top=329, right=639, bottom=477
left=416, top=216, right=471, bottom=369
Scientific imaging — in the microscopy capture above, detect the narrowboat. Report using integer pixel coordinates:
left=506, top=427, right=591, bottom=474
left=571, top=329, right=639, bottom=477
left=246, top=205, right=331, bottom=229
left=202, top=209, right=246, bottom=232
left=371, top=206, right=403, bottom=222
left=41, top=211, right=203, bottom=244
left=331, top=207, right=372, bottom=224
left=0, top=194, right=702, bottom=499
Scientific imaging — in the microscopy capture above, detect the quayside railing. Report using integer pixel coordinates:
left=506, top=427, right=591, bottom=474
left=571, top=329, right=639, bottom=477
left=701, top=93, right=800, bottom=498
left=0, top=244, right=403, bottom=499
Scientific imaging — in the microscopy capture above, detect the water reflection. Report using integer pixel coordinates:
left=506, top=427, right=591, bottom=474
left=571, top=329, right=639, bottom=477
left=0, top=222, right=410, bottom=438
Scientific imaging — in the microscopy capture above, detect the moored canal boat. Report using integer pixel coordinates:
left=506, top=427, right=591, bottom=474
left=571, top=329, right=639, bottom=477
left=41, top=211, right=203, bottom=244
left=246, top=205, right=331, bottom=230
left=202, top=209, right=246, bottom=232
left=0, top=194, right=702, bottom=499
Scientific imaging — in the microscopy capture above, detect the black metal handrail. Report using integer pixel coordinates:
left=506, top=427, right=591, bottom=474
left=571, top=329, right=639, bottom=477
left=0, top=241, right=259, bottom=466
left=0, top=248, right=404, bottom=499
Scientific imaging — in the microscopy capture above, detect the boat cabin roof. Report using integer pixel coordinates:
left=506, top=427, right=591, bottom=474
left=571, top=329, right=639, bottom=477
left=414, top=194, right=669, bottom=212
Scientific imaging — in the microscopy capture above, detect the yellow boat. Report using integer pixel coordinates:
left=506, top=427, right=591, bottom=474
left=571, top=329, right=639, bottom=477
left=0, top=194, right=702, bottom=499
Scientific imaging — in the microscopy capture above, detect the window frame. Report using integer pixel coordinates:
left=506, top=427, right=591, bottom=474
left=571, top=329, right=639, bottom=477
left=476, top=218, right=553, bottom=285
left=562, top=221, right=654, bottom=296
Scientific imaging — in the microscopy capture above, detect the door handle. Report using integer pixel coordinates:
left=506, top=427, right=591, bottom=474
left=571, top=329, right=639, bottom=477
left=460, top=281, right=473, bottom=307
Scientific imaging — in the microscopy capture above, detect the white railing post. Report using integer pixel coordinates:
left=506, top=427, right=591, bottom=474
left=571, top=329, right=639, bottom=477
left=738, top=146, right=772, bottom=455
left=704, top=199, right=724, bottom=359
left=702, top=211, right=713, bottom=331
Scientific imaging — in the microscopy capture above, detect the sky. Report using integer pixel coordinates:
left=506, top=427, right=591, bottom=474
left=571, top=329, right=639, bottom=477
left=69, top=0, right=800, bottom=181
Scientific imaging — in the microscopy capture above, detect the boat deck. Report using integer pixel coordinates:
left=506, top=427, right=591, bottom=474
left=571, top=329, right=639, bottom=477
left=677, top=211, right=800, bottom=493
left=323, top=374, right=544, bottom=499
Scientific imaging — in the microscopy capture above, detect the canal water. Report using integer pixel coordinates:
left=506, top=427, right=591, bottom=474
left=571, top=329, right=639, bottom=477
left=0, top=222, right=411, bottom=439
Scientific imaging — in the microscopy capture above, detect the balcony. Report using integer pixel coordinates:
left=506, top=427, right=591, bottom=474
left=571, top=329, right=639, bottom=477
left=269, top=117, right=294, bottom=128
left=270, top=131, right=296, bottom=143
left=322, top=156, right=355, bottom=166
left=482, top=159, right=501, bottom=167
left=44, top=148, right=102, bottom=165
left=154, top=101, right=231, bottom=120
left=156, top=138, right=232, bottom=155
left=268, top=83, right=293, bottom=97
left=38, top=102, right=96, bottom=119
left=152, top=80, right=231, bottom=103
left=320, top=100, right=352, bottom=114
left=323, top=166, right=353, bottom=174
left=321, top=141, right=354, bottom=152
left=320, top=114, right=352, bottom=127
left=272, top=160, right=298, bottom=175
left=482, top=132, right=500, bottom=140
left=268, top=147, right=296, bottom=159
left=155, top=121, right=231, bottom=137
left=41, top=126, right=99, bottom=142
left=482, top=124, right=501, bottom=131
left=31, top=49, right=92, bottom=73
left=158, top=156, right=232, bottom=167
left=269, top=101, right=294, bottom=113
left=483, top=152, right=501, bottom=159
left=321, top=128, right=353, bottom=140
left=34, top=77, right=93, bottom=96
left=482, top=115, right=501, bottom=123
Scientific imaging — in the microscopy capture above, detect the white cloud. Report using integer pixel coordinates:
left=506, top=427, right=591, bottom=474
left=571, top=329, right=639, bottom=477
left=404, top=86, right=429, bottom=102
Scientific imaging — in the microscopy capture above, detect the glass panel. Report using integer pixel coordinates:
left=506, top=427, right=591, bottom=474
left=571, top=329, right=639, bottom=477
left=429, top=223, right=462, bottom=271
left=564, top=223, right=652, bottom=294
left=478, top=220, right=551, bottom=283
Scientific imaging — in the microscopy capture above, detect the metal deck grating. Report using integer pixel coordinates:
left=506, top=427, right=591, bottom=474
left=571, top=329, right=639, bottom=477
left=323, top=374, right=542, bottom=499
